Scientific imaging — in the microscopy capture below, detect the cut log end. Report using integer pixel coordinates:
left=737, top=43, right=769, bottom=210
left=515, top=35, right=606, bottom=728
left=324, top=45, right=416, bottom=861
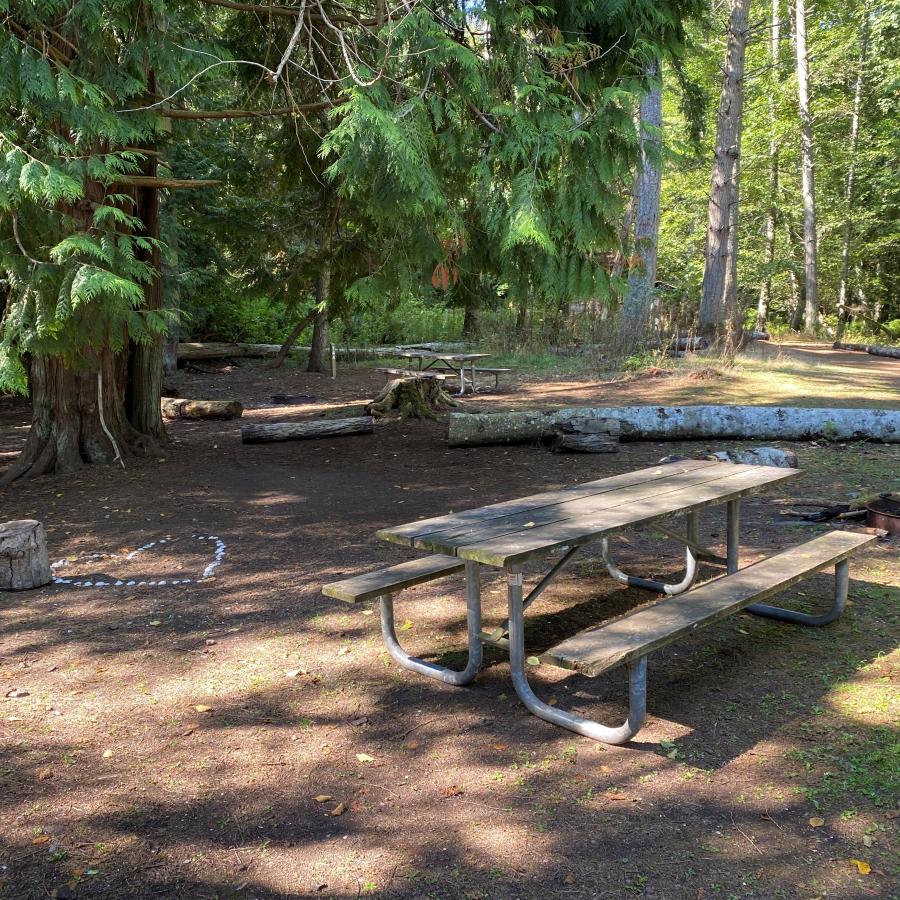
left=366, top=376, right=458, bottom=420
left=543, top=416, right=620, bottom=454
left=0, top=520, right=52, bottom=591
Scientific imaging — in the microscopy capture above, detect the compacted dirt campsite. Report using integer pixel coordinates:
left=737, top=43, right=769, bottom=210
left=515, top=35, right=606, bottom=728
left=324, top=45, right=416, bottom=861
left=1, top=342, right=898, bottom=900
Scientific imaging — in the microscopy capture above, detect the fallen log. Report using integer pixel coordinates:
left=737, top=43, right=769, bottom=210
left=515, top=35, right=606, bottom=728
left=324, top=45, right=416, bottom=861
left=646, top=336, right=708, bottom=351
left=833, top=340, right=900, bottom=359
left=0, top=520, right=52, bottom=591
left=544, top=417, right=620, bottom=454
left=447, top=405, right=900, bottom=447
left=241, top=416, right=373, bottom=444
left=177, top=342, right=285, bottom=361
left=161, top=399, right=243, bottom=420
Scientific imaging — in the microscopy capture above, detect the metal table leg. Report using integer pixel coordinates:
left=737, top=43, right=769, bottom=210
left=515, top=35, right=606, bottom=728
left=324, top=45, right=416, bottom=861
left=746, top=558, right=849, bottom=626
left=726, top=499, right=740, bottom=574
left=506, top=569, right=647, bottom=744
left=601, top=512, right=700, bottom=596
left=379, top=560, right=483, bottom=685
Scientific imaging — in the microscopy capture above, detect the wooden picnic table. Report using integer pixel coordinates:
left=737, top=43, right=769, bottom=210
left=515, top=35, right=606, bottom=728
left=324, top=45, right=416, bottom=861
left=327, top=458, right=873, bottom=743
left=394, top=350, right=492, bottom=395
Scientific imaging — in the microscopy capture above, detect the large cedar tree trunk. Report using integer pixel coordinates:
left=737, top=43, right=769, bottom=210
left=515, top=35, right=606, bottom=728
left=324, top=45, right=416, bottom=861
left=699, top=0, right=750, bottom=337
left=795, top=0, right=819, bottom=331
left=621, top=60, right=663, bottom=344
left=1, top=353, right=132, bottom=484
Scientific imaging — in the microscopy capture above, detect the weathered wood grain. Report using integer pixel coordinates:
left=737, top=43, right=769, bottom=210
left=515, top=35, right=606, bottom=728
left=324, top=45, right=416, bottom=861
left=452, top=465, right=799, bottom=567
left=322, top=554, right=464, bottom=602
left=378, top=459, right=718, bottom=547
left=0, top=520, right=52, bottom=591
left=543, top=530, right=876, bottom=676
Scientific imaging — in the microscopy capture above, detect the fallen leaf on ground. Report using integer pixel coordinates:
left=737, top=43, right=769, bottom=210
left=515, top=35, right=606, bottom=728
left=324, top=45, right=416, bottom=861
left=808, top=817, right=825, bottom=827
left=442, top=785, right=464, bottom=798
left=148, top=620, right=162, bottom=627
left=329, top=802, right=346, bottom=816
left=563, top=874, right=576, bottom=885
left=37, top=767, right=53, bottom=781
left=312, top=795, right=333, bottom=803
left=285, top=669, right=306, bottom=678
left=863, top=835, right=873, bottom=847
left=355, top=753, right=375, bottom=763
left=399, top=620, right=414, bottom=632
left=402, top=740, right=419, bottom=750
left=181, top=726, right=197, bottom=737
left=31, top=835, right=50, bottom=845
left=101, top=749, right=113, bottom=759
left=492, top=743, right=508, bottom=751
left=193, top=705, right=213, bottom=713
left=5, top=688, right=29, bottom=698
left=850, top=859, right=871, bottom=875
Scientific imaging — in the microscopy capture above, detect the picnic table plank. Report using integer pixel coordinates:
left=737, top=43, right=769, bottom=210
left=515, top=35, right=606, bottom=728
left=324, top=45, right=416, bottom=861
left=543, top=530, right=875, bottom=676
left=378, top=459, right=718, bottom=546
left=410, top=463, right=767, bottom=552
left=322, top=554, right=464, bottom=602
left=450, top=466, right=798, bottom=566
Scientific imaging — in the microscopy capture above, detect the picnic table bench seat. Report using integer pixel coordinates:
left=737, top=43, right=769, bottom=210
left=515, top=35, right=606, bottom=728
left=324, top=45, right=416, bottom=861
left=322, top=552, right=482, bottom=686
left=322, top=553, right=463, bottom=602
left=544, top=530, right=875, bottom=676
left=518, top=530, right=876, bottom=743
left=428, top=364, right=512, bottom=389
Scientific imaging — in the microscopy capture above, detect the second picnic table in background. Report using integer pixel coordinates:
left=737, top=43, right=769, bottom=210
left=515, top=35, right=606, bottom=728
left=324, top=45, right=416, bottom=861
left=395, top=350, right=492, bottom=395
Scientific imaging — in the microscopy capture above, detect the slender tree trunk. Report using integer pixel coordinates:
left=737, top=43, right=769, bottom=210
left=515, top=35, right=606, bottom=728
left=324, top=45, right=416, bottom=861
left=836, top=9, right=870, bottom=341
left=757, top=0, right=781, bottom=332
left=269, top=307, right=317, bottom=369
left=126, top=145, right=166, bottom=445
left=700, top=0, right=751, bottom=337
left=622, top=60, right=663, bottom=343
left=795, top=0, right=819, bottom=331
left=307, top=263, right=331, bottom=373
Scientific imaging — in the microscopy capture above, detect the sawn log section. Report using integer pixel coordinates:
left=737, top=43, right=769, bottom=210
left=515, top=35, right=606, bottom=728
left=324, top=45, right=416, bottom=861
left=378, top=459, right=799, bottom=567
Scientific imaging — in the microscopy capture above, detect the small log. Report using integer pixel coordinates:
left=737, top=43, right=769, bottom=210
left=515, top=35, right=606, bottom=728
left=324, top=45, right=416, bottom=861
left=0, top=520, right=52, bottom=591
left=447, top=405, right=900, bottom=447
left=161, top=399, right=243, bottom=420
left=544, top=416, right=620, bottom=454
left=241, top=416, right=374, bottom=444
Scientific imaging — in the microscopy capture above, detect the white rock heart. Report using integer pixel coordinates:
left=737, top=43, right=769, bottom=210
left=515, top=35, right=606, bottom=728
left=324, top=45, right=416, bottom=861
left=50, top=534, right=226, bottom=588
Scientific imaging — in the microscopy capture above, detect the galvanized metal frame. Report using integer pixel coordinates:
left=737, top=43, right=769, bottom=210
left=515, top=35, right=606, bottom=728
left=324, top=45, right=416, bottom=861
left=506, top=570, right=647, bottom=745
left=378, top=560, right=483, bottom=685
left=600, top=511, right=700, bottom=596
left=747, top=558, right=850, bottom=625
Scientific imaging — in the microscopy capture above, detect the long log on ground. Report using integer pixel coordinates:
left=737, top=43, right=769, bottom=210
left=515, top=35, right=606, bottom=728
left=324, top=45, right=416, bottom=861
left=177, top=342, right=285, bottom=361
left=241, top=416, right=374, bottom=444
left=447, top=405, right=900, bottom=447
left=833, top=340, right=900, bottom=359
left=0, top=520, right=52, bottom=591
left=646, top=336, right=708, bottom=351
left=162, top=399, right=243, bottom=420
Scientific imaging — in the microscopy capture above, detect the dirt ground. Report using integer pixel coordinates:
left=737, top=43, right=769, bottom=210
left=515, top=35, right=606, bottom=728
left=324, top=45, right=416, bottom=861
left=1, top=344, right=898, bottom=900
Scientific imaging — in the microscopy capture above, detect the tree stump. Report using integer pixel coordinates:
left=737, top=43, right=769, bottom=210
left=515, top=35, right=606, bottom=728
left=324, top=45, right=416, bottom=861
left=366, top=377, right=459, bottom=420
left=543, top=416, right=621, bottom=453
left=0, top=520, right=52, bottom=591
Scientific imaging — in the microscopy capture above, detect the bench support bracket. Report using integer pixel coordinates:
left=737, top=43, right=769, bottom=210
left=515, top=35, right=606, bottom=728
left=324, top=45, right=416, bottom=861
left=379, top=560, right=483, bottom=685
left=506, top=570, right=646, bottom=745
left=746, top=558, right=849, bottom=626
left=601, top=512, right=699, bottom=596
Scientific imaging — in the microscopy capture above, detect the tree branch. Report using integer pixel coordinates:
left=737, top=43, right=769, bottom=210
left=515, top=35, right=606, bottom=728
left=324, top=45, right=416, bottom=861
left=115, top=176, right=222, bottom=189
left=160, top=101, right=340, bottom=119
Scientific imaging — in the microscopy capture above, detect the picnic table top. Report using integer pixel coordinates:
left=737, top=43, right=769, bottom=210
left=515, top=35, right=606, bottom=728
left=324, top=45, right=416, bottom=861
left=395, top=350, right=492, bottom=362
left=378, top=459, right=800, bottom=568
